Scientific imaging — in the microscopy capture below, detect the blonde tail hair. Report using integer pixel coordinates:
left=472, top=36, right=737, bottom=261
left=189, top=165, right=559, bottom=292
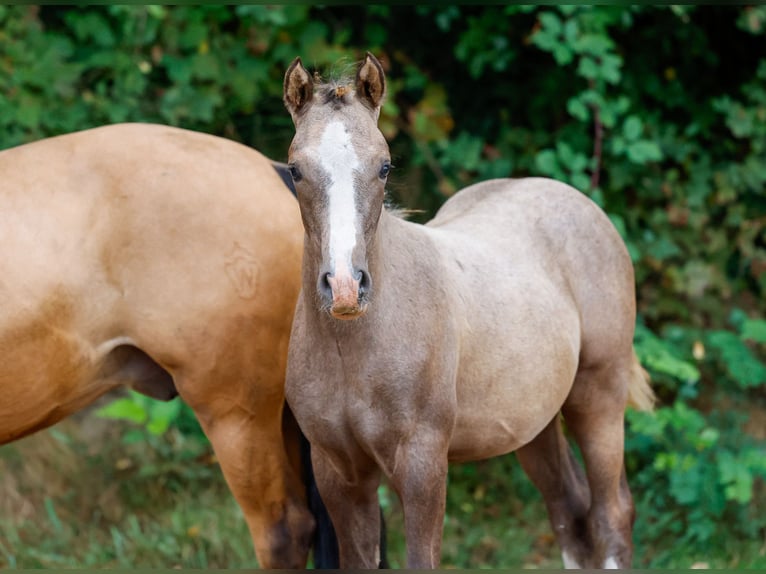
left=627, top=350, right=656, bottom=411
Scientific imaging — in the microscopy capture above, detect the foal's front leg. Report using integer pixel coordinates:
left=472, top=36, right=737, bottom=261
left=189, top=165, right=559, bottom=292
left=312, top=449, right=384, bottom=569
left=387, top=430, right=451, bottom=569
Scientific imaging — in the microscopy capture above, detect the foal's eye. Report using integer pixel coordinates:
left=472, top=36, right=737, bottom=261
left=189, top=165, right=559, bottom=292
left=379, top=162, right=392, bottom=179
left=288, top=164, right=302, bottom=182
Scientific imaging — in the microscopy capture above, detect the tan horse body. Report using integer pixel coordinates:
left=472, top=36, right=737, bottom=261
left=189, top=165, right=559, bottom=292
left=0, top=124, right=314, bottom=567
left=283, top=54, right=654, bottom=569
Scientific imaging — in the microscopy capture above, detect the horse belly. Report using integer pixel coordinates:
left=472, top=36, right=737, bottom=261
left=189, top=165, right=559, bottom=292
left=0, top=323, right=112, bottom=444
left=0, top=280, right=128, bottom=444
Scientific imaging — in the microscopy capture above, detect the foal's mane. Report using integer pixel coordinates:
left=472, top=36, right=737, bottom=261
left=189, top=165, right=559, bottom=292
left=386, top=206, right=420, bottom=220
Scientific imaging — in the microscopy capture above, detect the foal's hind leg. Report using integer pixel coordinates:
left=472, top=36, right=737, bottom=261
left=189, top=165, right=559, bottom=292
left=562, top=361, right=635, bottom=568
left=516, top=415, right=591, bottom=568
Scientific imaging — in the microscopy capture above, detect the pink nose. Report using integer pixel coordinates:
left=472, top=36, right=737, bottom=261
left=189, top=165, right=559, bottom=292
left=327, top=273, right=363, bottom=319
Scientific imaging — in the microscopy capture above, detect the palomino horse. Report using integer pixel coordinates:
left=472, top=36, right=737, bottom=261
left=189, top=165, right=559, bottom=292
left=282, top=53, right=655, bottom=569
left=0, top=123, right=331, bottom=568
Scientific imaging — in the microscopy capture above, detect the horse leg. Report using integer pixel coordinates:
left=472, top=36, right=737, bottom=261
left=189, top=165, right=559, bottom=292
left=387, top=433, right=450, bottom=569
left=562, top=361, right=635, bottom=569
left=311, top=449, right=383, bottom=568
left=516, top=414, right=591, bottom=568
left=179, top=375, right=314, bottom=569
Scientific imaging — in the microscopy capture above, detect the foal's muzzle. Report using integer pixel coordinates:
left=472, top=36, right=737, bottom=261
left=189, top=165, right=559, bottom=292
left=318, top=267, right=371, bottom=320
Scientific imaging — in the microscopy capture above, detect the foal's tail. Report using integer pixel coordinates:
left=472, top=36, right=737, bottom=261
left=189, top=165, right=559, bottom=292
left=627, top=350, right=656, bottom=411
left=299, top=419, right=390, bottom=568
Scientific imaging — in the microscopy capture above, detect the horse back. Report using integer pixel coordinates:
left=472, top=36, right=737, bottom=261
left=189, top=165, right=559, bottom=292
left=0, top=124, right=304, bottom=441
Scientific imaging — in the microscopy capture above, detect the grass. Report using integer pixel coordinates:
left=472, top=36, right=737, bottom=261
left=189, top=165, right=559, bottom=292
left=0, top=412, right=257, bottom=568
left=1, top=406, right=764, bottom=568
left=381, top=457, right=561, bottom=569
left=0, top=409, right=560, bottom=569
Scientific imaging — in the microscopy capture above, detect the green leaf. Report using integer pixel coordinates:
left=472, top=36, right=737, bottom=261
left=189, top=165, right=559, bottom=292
left=538, top=11, right=562, bottom=36
left=646, top=235, right=682, bottom=261
left=623, top=115, right=643, bottom=141
left=577, top=56, right=600, bottom=80
left=626, top=140, right=662, bottom=164
left=566, top=95, right=590, bottom=121
left=668, top=455, right=702, bottom=504
left=717, top=451, right=754, bottom=504
left=97, top=398, right=148, bottom=425
left=707, top=330, right=766, bottom=388
left=634, top=324, right=700, bottom=384
left=741, top=318, right=766, bottom=344
left=190, top=53, right=221, bottom=81
left=571, top=172, right=591, bottom=192
left=552, top=44, right=574, bottom=66
left=573, top=33, right=614, bottom=57
left=179, top=19, right=207, bottom=50
left=600, top=53, right=622, bottom=84
left=147, top=399, right=183, bottom=436
left=535, top=149, right=560, bottom=177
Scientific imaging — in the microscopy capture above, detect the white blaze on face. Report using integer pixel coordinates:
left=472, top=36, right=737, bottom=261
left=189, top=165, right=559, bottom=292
left=315, top=119, right=359, bottom=278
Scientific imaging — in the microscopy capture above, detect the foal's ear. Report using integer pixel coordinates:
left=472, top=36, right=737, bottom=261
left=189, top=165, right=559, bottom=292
left=355, top=52, right=386, bottom=114
left=284, top=57, right=314, bottom=120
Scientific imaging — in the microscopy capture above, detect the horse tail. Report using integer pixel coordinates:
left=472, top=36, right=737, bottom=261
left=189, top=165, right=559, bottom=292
left=298, top=420, right=390, bottom=568
left=298, top=419, right=340, bottom=569
left=378, top=505, right=390, bottom=568
left=627, top=349, right=655, bottom=411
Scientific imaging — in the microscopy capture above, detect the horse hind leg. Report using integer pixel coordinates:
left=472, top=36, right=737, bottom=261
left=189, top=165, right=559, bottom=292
left=516, top=414, right=591, bottom=568
left=178, top=370, right=314, bottom=568
left=561, top=357, right=639, bottom=569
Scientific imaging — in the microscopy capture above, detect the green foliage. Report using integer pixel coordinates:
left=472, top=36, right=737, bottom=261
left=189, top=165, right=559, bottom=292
left=706, top=329, right=766, bottom=389
left=3, top=5, right=765, bottom=567
left=628, top=311, right=766, bottom=561
left=627, top=403, right=766, bottom=555
left=634, top=322, right=700, bottom=393
left=97, top=392, right=187, bottom=437
left=0, top=5, right=352, bottom=158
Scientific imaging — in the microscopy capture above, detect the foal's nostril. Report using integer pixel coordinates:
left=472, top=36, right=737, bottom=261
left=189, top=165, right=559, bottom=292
left=358, top=269, right=372, bottom=297
left=318, top=272, right=333, bottom=299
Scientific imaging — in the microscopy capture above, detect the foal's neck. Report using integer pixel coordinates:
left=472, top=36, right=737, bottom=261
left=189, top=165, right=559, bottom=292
left=369, top=208, right=424, bottom=273
left=367, top=209, right=440, bottom=308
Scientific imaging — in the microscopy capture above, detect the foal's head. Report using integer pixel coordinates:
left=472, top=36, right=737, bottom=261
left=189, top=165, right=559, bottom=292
left=283, top=53, right=390, bottom=321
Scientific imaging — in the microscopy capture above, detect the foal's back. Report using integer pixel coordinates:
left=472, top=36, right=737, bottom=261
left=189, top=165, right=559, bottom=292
left=429, top=177, right=634, bottom=316
left=422, top=177, right=636, bottom=460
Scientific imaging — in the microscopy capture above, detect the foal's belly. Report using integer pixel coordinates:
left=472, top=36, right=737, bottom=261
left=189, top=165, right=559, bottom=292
left=447, top=376, right=573, bottom=463
left=445, top=290, right=581, bottom=463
